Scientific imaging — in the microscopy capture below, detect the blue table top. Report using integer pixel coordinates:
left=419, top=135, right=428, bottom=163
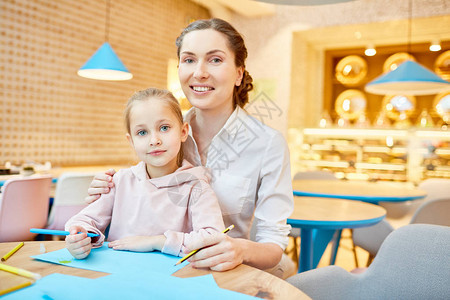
left=288, top=197, right=387, bottom=230
left=292, top=179, right=427, bottom=203
left=288, top=214, right=385, bottom=230
left=293, top=190, right=424, bottom=203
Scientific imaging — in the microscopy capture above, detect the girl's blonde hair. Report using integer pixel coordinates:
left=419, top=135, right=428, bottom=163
left=124, top=88, right=185, bottom=167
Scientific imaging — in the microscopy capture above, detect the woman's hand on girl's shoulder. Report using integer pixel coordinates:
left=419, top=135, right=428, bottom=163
left=85, top=169, right=116, bottom=204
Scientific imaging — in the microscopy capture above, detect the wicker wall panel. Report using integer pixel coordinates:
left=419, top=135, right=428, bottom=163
left=0, top=0, right=209, bottom=166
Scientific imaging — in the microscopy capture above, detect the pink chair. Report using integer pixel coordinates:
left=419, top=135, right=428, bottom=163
left=0, top=176, right=52, bottom=242
left=46, top=173, right=94, bottom=233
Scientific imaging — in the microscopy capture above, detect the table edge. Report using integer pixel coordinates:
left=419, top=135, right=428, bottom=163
left=293, top=190, right=425, bottom=203
left=288, top=215, right=386, bottom=230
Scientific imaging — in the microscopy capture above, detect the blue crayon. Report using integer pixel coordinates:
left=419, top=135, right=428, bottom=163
left=30, top=228, right=99, bottom=237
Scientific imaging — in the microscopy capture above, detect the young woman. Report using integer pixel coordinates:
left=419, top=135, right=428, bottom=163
left=86, top=19, right=295, bottom=278
left=66, top=88, right=224, bottom=259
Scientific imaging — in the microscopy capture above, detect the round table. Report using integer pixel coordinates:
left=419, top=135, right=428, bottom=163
left=292, top=180, right=427, bottom=203
left=0, top=241, right=310, bottom=299
left=288, top=197, right=386, bottom=273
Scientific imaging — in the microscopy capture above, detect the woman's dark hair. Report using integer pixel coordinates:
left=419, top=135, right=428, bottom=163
left=176, top=18, right=253, bottom=109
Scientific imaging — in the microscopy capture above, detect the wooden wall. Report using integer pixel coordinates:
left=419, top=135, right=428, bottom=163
left=0, top=0, right=209, bottom=166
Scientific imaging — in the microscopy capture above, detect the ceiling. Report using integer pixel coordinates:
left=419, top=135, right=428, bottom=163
left=254, top=0, right=355, bottom=5
left=190, top=0, right=276, bottom=18
left=191, top=0, right=358, bottom=18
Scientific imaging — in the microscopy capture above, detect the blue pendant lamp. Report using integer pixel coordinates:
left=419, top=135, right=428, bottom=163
left=365, top=0, right=449, bottom=95
left=77, top=0, right=132, bottom=81
left=365, top=60, right=450, bottom=96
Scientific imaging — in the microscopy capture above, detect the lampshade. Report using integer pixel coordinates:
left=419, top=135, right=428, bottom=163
left=78, top=42, right=132, bottom=81
left=365, top=60, right=450, bottom=96
left=78, top=0, right=132, bottom=81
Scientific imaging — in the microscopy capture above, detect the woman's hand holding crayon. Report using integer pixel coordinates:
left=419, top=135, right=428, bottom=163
left=65, top=226, right=92, bottom=259
left=183, top=229, right=244, bottom=272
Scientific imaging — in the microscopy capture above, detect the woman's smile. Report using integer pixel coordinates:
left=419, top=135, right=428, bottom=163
left=191, top=85, right=214, bottom=93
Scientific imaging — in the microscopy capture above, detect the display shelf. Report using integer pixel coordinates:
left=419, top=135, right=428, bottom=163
left=303, top=128, right=409, bottom=139
left=362, top=146, right=407, bottom=154
left=355, top=162, right=406, bottom=171
left=301, top=160, right=349, bottom=168
left=435, top=149, right=450, bottom=155
left=415, top=130, right=450, bottom=139
left=292, top=128, right=450, bottom=183
left=304, top=144, right=361, bottom=152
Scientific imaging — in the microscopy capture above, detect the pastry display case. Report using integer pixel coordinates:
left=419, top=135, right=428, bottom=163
left=289, top=128, right=450, bottom=183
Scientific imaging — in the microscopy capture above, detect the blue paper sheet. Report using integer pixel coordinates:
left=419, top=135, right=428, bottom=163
left=2, top=273, right=257, bottom=300
left=95, top=271, right=218, bottom=287
left=31, top=242, right=186, bottom=275
left=1, top=273, right=92, bottom=300
left=90, top=272, right=256, bottom=300
left=18, top=244, right=258, bottom=299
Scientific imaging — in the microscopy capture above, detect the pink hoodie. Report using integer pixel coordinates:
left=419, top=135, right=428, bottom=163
left=65, top=160, right=225, bottom=256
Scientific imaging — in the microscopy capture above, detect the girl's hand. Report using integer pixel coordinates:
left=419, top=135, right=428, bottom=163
left=65, top=226, right=92, bottom=259
left=108, top=235, right=166, bottom=252
left=85, top=169, right=116, bottom=204
left=184, top=233, right=244, bottom=272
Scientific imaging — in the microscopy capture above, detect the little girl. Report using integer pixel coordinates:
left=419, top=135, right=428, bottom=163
left=65, top=88, right=225, bottom=259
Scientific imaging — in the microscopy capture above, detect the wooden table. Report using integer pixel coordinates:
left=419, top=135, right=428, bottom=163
left=0, top=241, right=310, bottom=299
left=288, top=197, right=386, bottom=273
left=292, top=180, right=427, bottom=203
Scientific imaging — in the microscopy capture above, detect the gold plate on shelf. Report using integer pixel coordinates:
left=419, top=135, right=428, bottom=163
left=335, top=89, right=367, bottom=121
left=433, top=91, right=450, bottom=123
left=382, top=94, right=416, bottom=121
left=383, top=52, right=416, bottom=73
left=434, top=50, right=450, bottom=81
left=335, top=55, right=367, bottom=86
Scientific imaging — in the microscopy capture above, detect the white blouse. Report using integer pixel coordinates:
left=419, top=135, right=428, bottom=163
left=183, top=106, right=293, bottom=250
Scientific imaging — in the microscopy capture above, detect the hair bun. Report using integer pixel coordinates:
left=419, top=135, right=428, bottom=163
left=234, top=70, right=253, bottom=108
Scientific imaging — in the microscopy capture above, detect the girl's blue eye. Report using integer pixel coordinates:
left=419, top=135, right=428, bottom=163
left=211, top=57, right=222, bottom=63
left=184, top=58, right=194, bottom=63
left=137, top=130, right=147, bottom=136
left=160, top=125, right=170, bottom=132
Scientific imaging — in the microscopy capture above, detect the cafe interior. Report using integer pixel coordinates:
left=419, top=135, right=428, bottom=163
left=1, top=0, right=449, bottom=298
